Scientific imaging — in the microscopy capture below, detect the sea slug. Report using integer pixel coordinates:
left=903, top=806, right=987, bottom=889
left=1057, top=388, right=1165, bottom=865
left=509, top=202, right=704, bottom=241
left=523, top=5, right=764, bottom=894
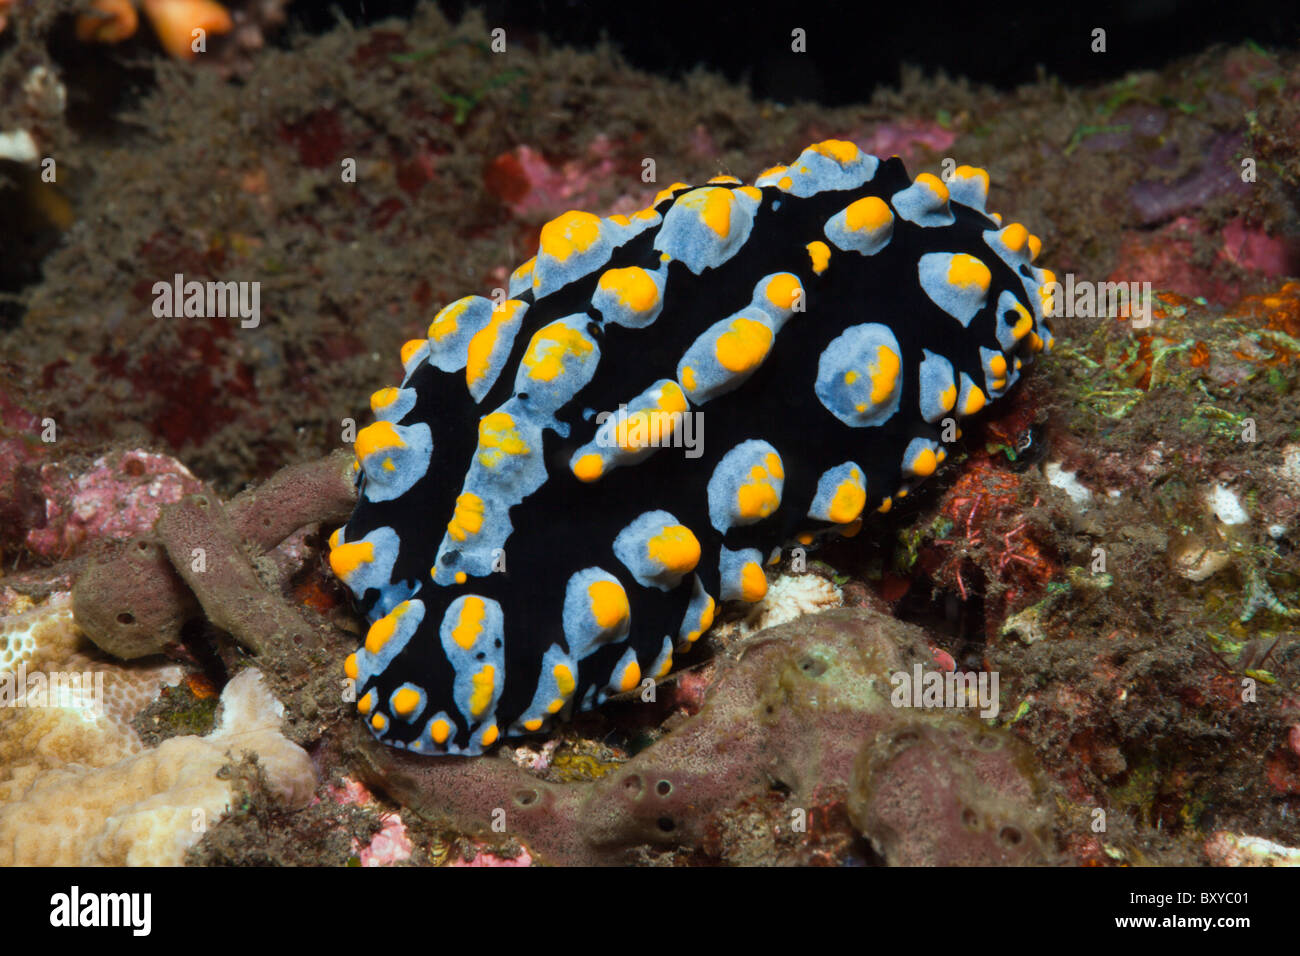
left=328, top=139, right=1054, bottom=755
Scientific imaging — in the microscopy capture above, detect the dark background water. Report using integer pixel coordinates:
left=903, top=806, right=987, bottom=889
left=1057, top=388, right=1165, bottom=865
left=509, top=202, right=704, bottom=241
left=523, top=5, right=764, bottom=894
left=301, top=0, right=1299, bottom=105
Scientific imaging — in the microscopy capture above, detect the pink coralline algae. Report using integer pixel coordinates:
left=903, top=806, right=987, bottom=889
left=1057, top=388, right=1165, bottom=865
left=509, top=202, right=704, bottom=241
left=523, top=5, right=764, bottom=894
left=852, top=120, right=958, bottom=170
left=319, top=777, right=412, bottom=866
left=484, top=135, right=650, bottom=218
left=1109, top=216, right=1299, bottom=306
left=26, top=450, right=204, bottom=559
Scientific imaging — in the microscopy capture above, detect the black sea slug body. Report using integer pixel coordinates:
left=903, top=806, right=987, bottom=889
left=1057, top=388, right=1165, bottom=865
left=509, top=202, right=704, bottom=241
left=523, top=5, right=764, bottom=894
left=329, top=139, right=1055, bottom=755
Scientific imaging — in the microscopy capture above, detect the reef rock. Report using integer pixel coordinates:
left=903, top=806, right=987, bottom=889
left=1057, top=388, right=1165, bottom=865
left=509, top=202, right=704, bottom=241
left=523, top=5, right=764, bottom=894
left=0, top=668, right=315, bottom=865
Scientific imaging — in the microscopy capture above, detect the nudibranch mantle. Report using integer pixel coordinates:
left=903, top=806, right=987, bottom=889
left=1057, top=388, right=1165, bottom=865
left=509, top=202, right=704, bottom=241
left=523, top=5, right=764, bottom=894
left=330, top=140, right=1054, bottom=755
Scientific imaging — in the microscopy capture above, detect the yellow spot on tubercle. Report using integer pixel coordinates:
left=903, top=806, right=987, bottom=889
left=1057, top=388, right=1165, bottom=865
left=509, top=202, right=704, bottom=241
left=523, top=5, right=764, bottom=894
left=555, top=664, right=575, bottom=694
left=941, top=383, right=957, bottom=410
left=878, top=496, right=893, bottom=514
left=612, top=382, right=687, bottom=452
left=680, top=366, right=697, bottom=392
left=344, top=653, right=358, bottom=681
left=806, top=240, right=830, bottom=274
left=678, top=187, right=734, bottom=238
left=618, top=660, right=641, bottom=692
left=1002, top=222, right=1029, bottom=253
left=1026, top=234, right=1042, bottom=261
left=392, top=687, right=420, bottom=716
left=598, top=266, right=659, bottom=312
left=511, top=257, right=535, bottom=283
left=465, top=300, right=524, bottom=388
left=684, top=594, right=717, bottom=643
left=469, top=665, right=496, bottom=717
left=477, top=411, right=528, bottom=468
left=329, top=540, right=374, bottom=579
left=547, top=664, right=576, bottom=712
left=588, top=580, right=630, bottom=630
left=737, top=185, right=762, bottom=201
left=480, top=724, right=499, bottom=746
left=371, top=713, right=387, bottom=731
left=523, top=718, right=543, bottom=732
left=400, top=339, right=425, bottom=366
left=954, top=165, right=989, bottom=191
left=715, top=316, right=773, bottom=373
left=366, top=603, right=408, bottom=654
left=914, top=173, right=950, bottom=204
left=328, top=527, right=343, bottom=550
left=777, top=176, right=793, bottom=191
left=455, top=571, right=468, bottom=584
left=431, top=719, right=451, bottom=744
left=756, top=165, right=787, bottom=181
left=838, top=519, right=863, bottom=538
left=1009, top=303, right=1033, bottom=339
left=357, top=691, right=373, bottom=715
left=647, top=524, right=701, bottom=576
left=538, top=210, right=602, bottom=262
left=447, top=492, right=484, bottom=542
left=870, top=346, right=901, bottom=404
left=656, top=652, right=673, bottom=678
left=428, top=297, right=471, bottom=341
left=811, top=139, right=861, bottom=165
left=737, top=454, right=781, bottom=520
left=355, top=421, right=405, bottom=461
left=963, top=386, right=987, bottom=415
left=573, top=453, right=604, bottom=483
left=740, top=562, right=767, bottom=602
left=844, top=196, right=891, bottom=232
left=452, top=597, right=486, bottom=650
left=828, top=472, right=866, bottom=523
left=764, top=273, right=803, bottom=311
left=911, top=448, right=937, bottom=477
left=653, top=183, right=689, bottom=206
left=708, top=175, right=741, bottom=184
left=370, top=387, right=400, bottom=412
left=948, top=254, right=991, bottom=293
left=989, top=354, right=1008, bottom=377
left=522, top=320, right=593, bottom=382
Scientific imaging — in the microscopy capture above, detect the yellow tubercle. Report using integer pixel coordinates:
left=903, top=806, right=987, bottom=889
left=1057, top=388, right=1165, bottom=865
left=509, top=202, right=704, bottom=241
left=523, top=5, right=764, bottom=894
left=740, top=562, right=767, bottom=602
left=452, top=596, right=486, bottom=650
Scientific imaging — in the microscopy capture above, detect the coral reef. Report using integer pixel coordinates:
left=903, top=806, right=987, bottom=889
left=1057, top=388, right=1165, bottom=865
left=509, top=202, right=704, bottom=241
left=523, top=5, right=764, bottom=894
left=0, top=668, right=314, bottom=865
left=0, top=589, right=183, bottom=805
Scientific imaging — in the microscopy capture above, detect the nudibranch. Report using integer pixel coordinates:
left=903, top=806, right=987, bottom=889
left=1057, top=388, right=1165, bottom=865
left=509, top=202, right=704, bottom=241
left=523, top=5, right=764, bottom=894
left=330, top=140, right=1054, bottom=755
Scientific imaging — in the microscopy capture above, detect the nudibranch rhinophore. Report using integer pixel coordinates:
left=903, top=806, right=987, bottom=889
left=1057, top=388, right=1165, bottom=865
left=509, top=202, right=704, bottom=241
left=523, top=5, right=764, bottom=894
left=329, top=140, right=1054, bottom=755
